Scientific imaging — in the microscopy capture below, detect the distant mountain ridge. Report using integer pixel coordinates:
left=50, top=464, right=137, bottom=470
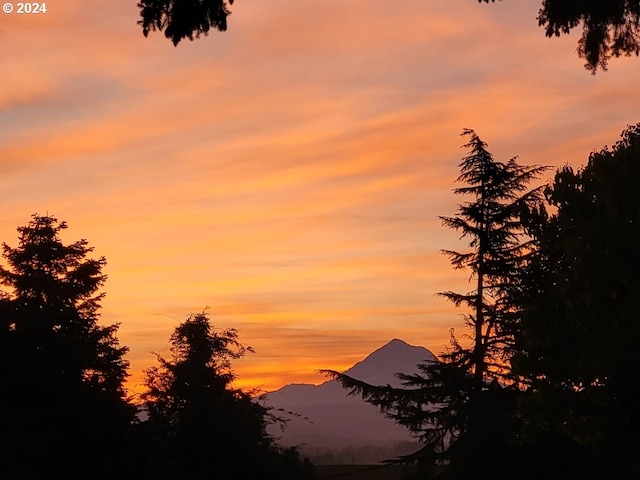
left=264, top=339, right=436, bottom=451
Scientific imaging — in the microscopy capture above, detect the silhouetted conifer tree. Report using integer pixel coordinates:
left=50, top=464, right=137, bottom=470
left=437, top=129, right=548, bottom=389
left=324, top=130, right=548, bottom=478
left=0, top=214, right=135, bottom=479
left=141, top=312, right=314, bottom=480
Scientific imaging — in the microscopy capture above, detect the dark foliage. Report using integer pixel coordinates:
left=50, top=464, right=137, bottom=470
left=138, top=0, right=640, bottom=72
left=479, top=0, right=640, bottom=72
left=324, top=131, right=548, bottom=477
left=138, top=0, right=234, bottom=46
left=516, top=123, right=640, bottom=478
left=141, top=312, right=315, bottom=480
left=437, top=129, right=549, bottom=387
left=0, top=214, right=136, bottom=479
left=537, top=0, right=640, bottom=72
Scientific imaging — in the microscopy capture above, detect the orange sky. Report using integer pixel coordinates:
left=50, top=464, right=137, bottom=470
left=1, top=0, right=639, bottom=394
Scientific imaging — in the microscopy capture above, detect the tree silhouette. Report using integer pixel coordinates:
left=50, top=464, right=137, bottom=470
left=537, top=0, right=640, bottom=72
left=516, top=123, right=640, bottom=478
left=0, top=214, right=135, bottom=479
left=324, top=130, right=548, bottom=477
left=138, top=0, right=639, bottom=72
left=138, top=0, right=233, bottom=46
left=478, top=0, right=640, bottom=72
left=437, top=129, right=548, bottom=390
left=141, top=312, right=314, bottom=480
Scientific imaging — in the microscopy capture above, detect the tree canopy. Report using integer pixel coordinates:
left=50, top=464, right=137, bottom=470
left=537, top=0, right=640, bottom=72
left=0, top=214, right=135, bottom=479
left=138, top=0, right=234, bottom=46
left=0, top=216, right=314, bottom=479
left=141, top=312, right=315, bottom=480
left=138, top=0, right=640, bottom=72
left=515, top=123, right=640, bottom=478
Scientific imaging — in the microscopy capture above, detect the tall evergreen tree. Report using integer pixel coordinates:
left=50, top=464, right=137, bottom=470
left=0, top=214, right=134, bottom=479
left=324, top=130, right=548, bottom=478
left=437, top=129, right=548, bottom=389
left=141, top=312, right=314, bottom=480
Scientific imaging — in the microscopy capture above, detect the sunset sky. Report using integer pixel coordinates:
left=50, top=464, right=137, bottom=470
left=1, top=0, right=639, bottom=394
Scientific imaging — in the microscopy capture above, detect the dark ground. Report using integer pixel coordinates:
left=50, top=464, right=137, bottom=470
left=314, top=464, right=411, bottom=480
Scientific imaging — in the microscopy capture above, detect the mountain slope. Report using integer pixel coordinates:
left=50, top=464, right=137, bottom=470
left=264, top=339, right=436, bottom=448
